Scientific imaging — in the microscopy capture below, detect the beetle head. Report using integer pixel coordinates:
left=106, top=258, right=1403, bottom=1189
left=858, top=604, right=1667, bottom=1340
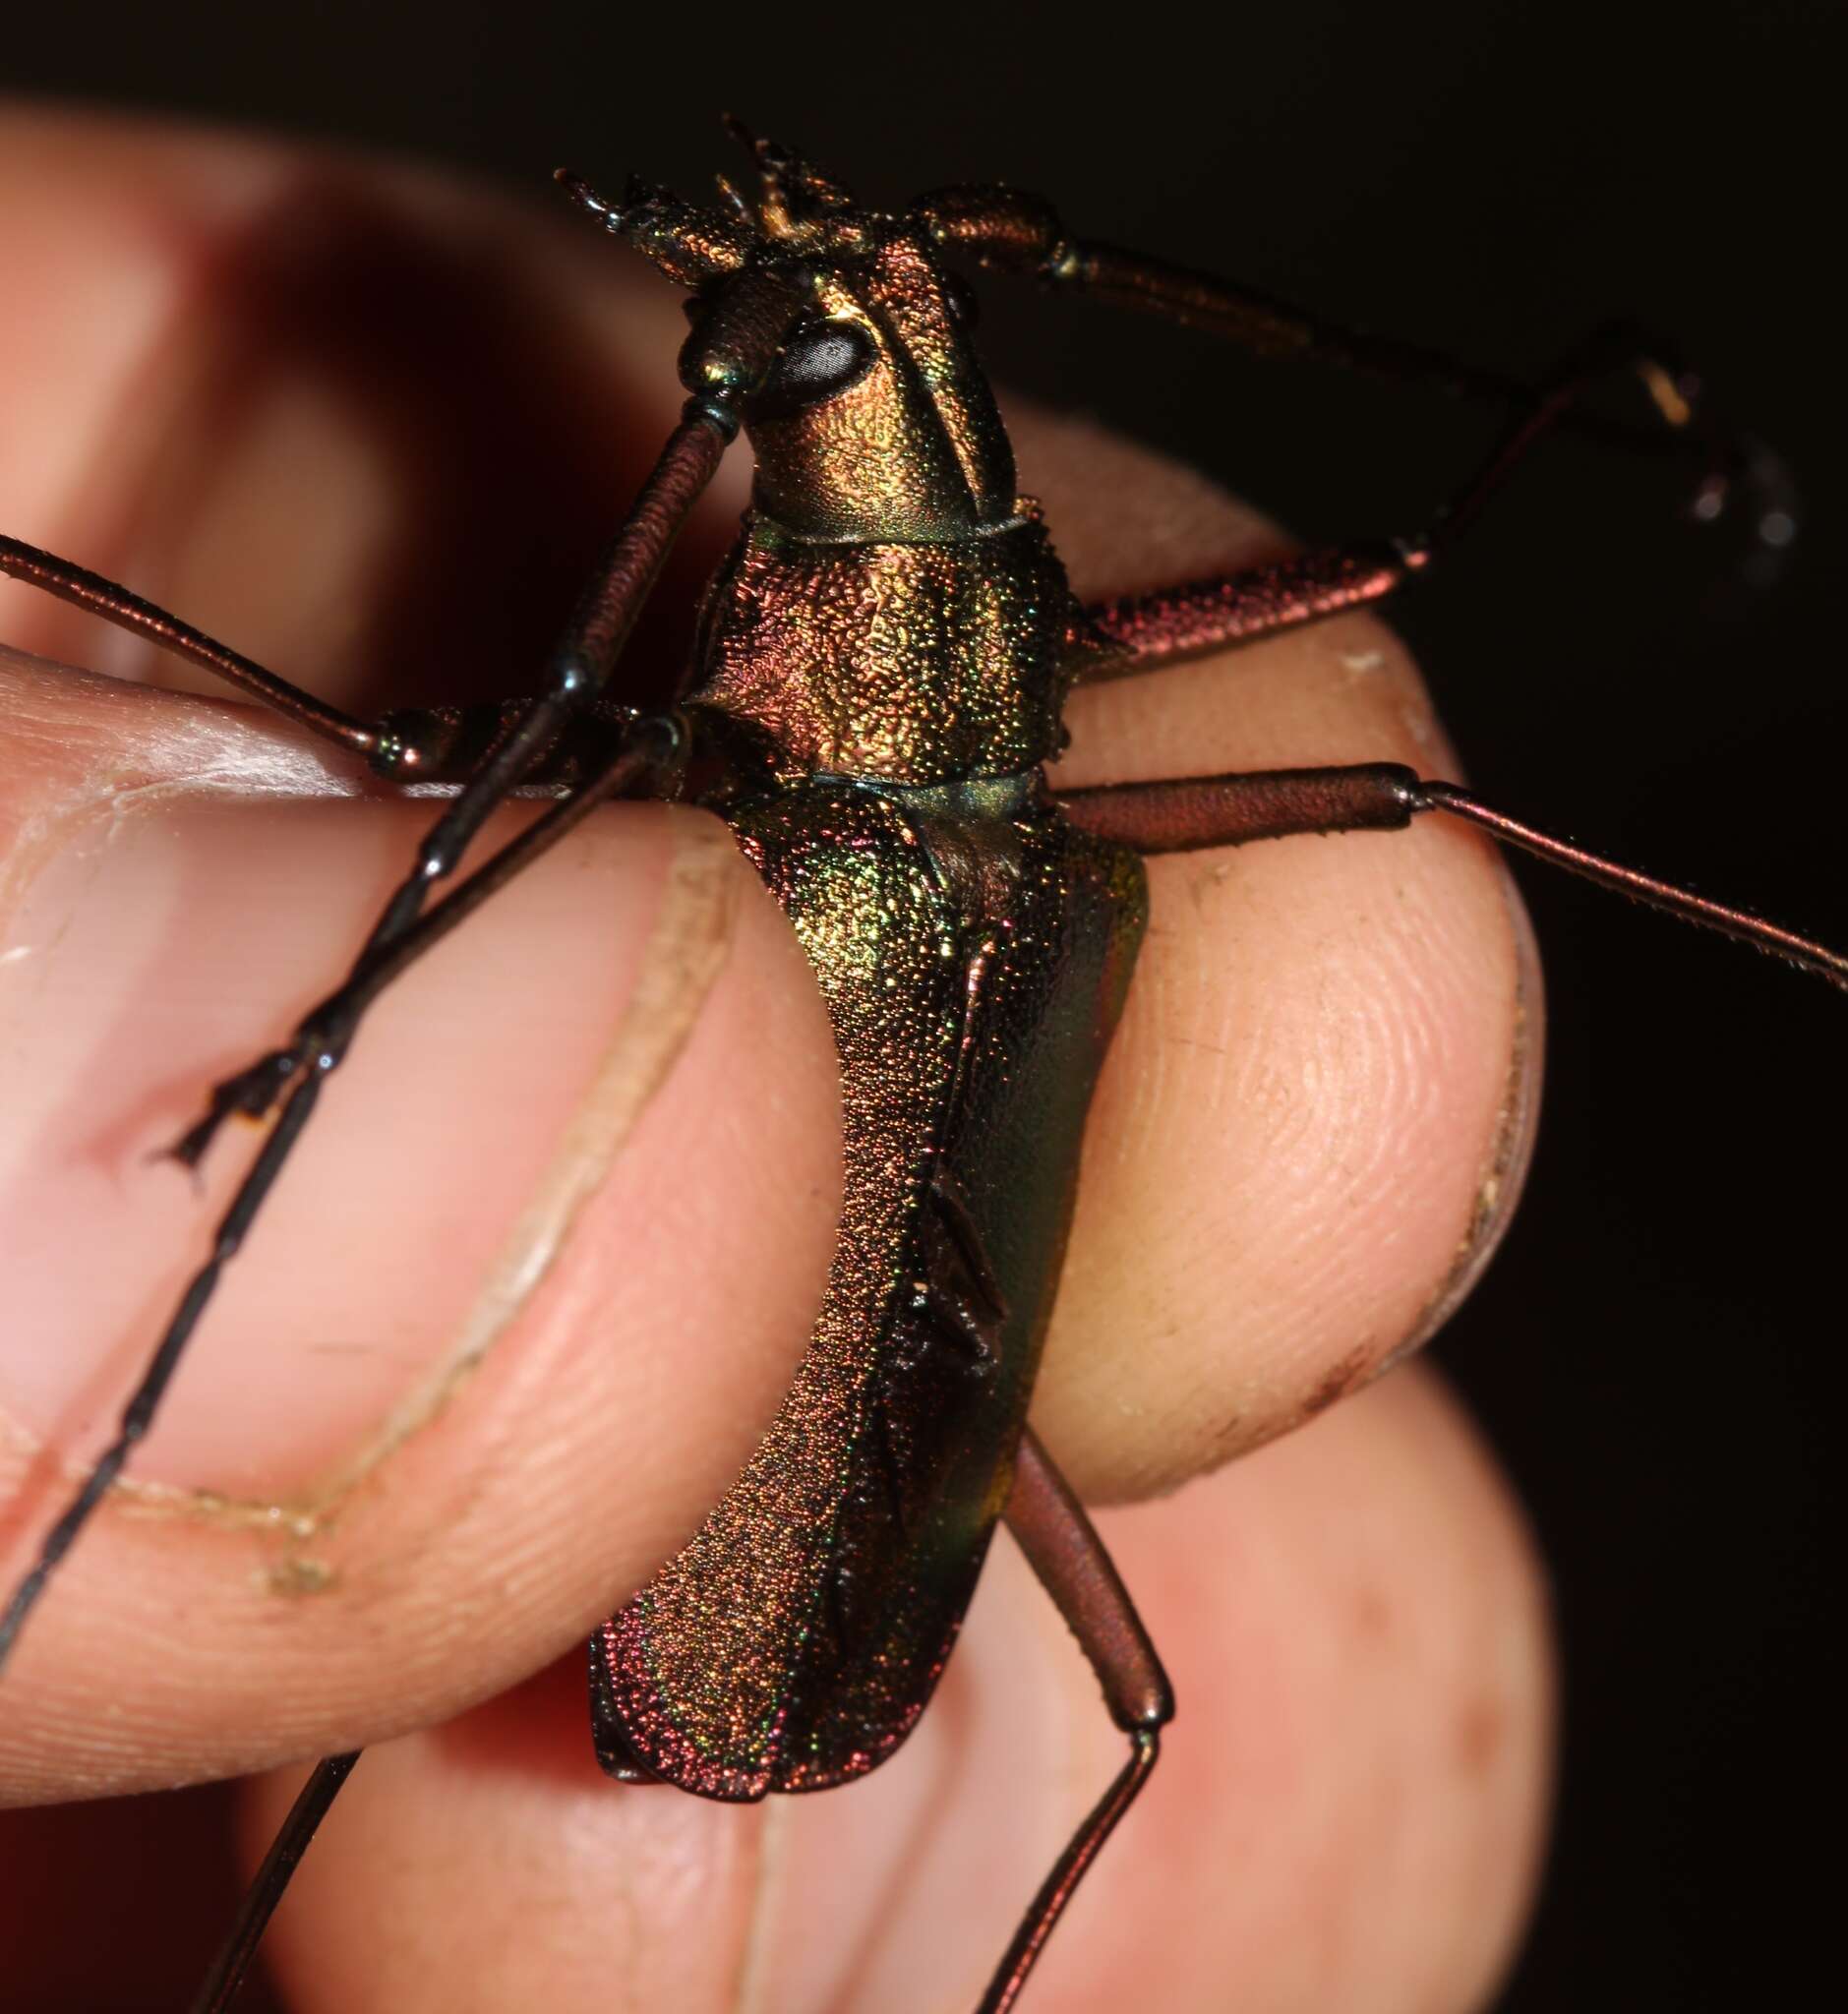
left=561, top=126, right=1016, bottom=542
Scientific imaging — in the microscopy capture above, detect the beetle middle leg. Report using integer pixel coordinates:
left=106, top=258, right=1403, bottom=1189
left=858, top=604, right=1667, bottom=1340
left=1074, top=324, right=1787, bottom=683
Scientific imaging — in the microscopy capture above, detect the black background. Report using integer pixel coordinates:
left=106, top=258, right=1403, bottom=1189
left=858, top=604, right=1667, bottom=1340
left=4, top=5, right=1842, bottom=2008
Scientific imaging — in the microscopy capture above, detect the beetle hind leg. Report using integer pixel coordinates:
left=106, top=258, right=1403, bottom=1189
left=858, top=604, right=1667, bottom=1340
left=980, top=1428, right=1172, bottom=2014
left=189, top=1750, right=362, bottom=2014
left=1056, top=762, right=1848, bottom=989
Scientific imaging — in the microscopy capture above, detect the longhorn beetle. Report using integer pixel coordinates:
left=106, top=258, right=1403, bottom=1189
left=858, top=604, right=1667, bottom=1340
left=1, top=121, right=1843, bottom=2010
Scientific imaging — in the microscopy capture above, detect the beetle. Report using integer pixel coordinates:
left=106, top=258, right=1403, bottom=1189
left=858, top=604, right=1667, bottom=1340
left=0, top=114, right=1837, bottom=2014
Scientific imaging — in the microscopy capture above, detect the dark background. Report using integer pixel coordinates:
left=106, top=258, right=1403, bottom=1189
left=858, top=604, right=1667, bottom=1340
left=5, top=5, right=1841, bottom=2007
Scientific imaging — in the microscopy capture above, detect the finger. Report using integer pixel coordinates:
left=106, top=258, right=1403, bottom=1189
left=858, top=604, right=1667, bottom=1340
left=1022, top=411, right=1540, bottom=1498
left=228, top=1366, right=1550, bottom=2014
left=0, top=667, right=840, bottom=1800
left=0, top=112, right=835, bottom=1799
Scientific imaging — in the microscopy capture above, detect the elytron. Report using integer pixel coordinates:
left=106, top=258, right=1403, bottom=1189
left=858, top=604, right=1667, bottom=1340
left=1, top=120, right=1840, bottom=2011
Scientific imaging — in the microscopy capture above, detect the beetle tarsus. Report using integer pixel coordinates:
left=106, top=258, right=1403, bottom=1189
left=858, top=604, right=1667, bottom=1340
left=163, top=1048, right=303, bottom=1168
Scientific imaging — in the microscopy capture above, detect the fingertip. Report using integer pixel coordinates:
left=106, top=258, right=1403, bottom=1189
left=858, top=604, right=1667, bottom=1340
left=1013, top=418, right=1539, bottom=1498
left=278, top=1367, right=1548, bottom=2014
left=999, top=1367, right=1553, bottom=2013
left=0, top=108, right=817, bottom=1795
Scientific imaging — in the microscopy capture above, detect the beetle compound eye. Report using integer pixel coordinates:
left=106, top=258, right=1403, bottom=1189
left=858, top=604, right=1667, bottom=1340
left=751, top=316, right=876, bottom=421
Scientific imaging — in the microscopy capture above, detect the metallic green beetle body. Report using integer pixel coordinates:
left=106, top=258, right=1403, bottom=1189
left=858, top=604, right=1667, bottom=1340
left=589, top=151, right=1149, bottom=1798
left=596, top=776, right=1143, bottom=1793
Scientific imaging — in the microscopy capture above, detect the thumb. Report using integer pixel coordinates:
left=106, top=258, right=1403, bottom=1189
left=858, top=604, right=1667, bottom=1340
left=0, top=663, right=840, bottom=1795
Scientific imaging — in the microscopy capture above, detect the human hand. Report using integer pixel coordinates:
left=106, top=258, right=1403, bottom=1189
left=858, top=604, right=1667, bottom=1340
left=0, top=108, right=1549, bottom=2012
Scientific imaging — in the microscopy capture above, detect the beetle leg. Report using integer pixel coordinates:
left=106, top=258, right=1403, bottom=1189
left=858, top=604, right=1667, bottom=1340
left=0, top=530, right=677, bottom=784
left=1078, top=325, right=1792, bottom=679
left=982, top=1426, right=1171, bottom=2014
left=1080, top=539, right=1412, bottom=676
left=1059, top=762, right=1848, bottom=989
left=188, top=1751, right=362, bottom=2014
left=1058, top=761, right=1422, bottom=852
left=0, top=715, right=683, bottom=1677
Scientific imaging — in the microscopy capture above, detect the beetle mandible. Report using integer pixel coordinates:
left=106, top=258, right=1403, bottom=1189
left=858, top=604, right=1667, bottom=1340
left=0, top=118, right=1841, bottom=2009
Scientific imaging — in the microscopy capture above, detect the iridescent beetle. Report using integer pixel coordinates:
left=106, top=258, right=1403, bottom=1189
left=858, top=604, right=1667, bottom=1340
left=2, top=124, right=1842, bottom=2011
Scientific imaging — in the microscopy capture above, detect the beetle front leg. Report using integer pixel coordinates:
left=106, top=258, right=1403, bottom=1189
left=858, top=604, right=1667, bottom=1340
left=0, top=532, right=556, bottom=784
left=0, top=531, right=398, bottom=759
